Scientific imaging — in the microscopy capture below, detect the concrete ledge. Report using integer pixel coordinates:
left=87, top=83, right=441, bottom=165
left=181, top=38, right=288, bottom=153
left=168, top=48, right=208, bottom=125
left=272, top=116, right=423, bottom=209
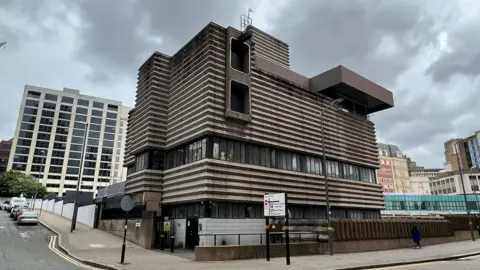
left=196, top=231, right=480, bottom=261
left=39, top=219, right=121, bottom=270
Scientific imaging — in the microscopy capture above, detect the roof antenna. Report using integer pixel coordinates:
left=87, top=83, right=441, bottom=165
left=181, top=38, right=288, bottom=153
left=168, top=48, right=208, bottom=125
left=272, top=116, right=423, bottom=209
left=240, top=8, right=253, bottom=32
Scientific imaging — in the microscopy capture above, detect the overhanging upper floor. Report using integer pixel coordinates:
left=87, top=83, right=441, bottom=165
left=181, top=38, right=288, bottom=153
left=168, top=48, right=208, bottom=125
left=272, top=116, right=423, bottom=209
left=309, top=66, right=394, bottom=114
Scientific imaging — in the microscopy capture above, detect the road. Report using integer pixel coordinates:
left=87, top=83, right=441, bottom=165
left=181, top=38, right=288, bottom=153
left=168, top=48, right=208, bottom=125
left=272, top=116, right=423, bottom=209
left=377, top=254, right=480, bottom=270
left=0, top=210, right=95, bottom=270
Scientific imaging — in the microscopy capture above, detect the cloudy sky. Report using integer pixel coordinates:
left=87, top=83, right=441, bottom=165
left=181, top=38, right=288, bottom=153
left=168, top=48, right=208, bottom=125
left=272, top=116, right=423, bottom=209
left=1, top=0, right=480, bottom=168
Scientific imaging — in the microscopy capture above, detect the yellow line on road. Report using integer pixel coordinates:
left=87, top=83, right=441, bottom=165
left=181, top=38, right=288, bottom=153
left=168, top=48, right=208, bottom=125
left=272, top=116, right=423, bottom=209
left=48, top=236, right=99, bottom=269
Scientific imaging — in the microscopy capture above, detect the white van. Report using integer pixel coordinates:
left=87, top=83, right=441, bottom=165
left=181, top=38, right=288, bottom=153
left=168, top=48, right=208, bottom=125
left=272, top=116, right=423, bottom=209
left=8, top=197, right=26, bottom=212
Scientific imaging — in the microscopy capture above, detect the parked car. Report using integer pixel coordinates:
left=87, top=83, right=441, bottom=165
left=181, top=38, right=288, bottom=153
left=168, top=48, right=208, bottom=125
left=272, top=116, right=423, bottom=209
left=10, top=205, right=26, bottom=219
left=16, top=210, right=38, bottom=225
left=1, top=201, right=9, bottom=210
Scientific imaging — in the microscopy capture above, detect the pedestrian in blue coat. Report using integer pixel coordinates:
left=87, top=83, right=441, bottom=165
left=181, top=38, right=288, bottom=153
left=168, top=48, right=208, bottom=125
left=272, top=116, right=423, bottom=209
left=412, top=225, right=421, bottom=249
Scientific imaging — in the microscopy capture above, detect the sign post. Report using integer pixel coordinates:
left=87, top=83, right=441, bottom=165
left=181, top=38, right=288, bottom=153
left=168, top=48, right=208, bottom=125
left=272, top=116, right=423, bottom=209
left=264, top=192, right=289, bottom=265
left=120, top=195, right=135, bottom=264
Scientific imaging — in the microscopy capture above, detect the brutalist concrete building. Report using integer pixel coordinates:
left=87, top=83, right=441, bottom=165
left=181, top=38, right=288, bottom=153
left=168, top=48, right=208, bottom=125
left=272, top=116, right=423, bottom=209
left=123, top=22, right=394, bottom=249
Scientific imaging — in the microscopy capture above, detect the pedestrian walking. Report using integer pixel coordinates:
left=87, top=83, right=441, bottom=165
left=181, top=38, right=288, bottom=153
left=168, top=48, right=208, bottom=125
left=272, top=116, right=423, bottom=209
left=412, top=225, right=421, bottom=249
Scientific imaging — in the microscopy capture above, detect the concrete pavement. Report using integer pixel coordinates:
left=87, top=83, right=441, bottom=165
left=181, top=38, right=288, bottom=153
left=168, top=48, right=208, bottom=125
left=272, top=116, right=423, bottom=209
left=376, top=254, right=480, bottom=269
left=39, top=211, right=480, bottom=270
left=0, top=210, right=87, bottom=270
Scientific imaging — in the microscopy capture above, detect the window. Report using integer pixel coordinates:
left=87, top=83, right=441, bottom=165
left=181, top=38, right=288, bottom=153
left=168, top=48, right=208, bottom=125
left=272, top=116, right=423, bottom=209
left=12, top=163, right=26, bottom=171
left=72, top=129, right=85, bottom=137
left=38, top=125, right=52, bottom=133
left=69, top=152, right=81, bottom=159
left=56, top=127, right=69, bottom=135
left=230, top=81, right=250, bottom=114
left=49, top=166, right=62, bottom=173
left=88, top=139, right=99, bottom=146
left=58, top=113, right=71, bottom=120
left=13, top=155, right=28, bottom=163
left=44, top=94, right=58, bottom=101
left=52, top=151, right=65, bottom=157
left=107, top=104, right=118, bottom=111
left=60, top=105, right=72, bottom=112
left=103, top=133, right=114, bottom=140
left=91, top=110, right=103, bottom=117
left=103, top=140, right=114, bottom=147
left=76, top=107, right=88, bottom=115
left=93, top=101, right=104, bottom=109
left=75, top=115, right=87, bottom=122
left=90, top=124, right=101, bottom=132
left=77, top=99, right=89, bottom=107
left=105, top=126, right=115, bottom=133
left=15, top=147, right=29, bottom=154
left=230, top=38, right=250, bottom=73
left=57, top=120, right=69, bottom=127
left=74, top=122, right=86, bottom=129
left=43, top=102, right=56, bottom=110
left=37, top=133, right=50, bottom=140
left=23, top=107, right=38, bottom=116
left=41, top=110, right=55, bottom=118
left=68, top=160, right=80, bottom=167
left=70, top=144, right=83, bottom=151
left=91, top=117, right=102, bottom=125
left=18, top=139, right=32, bottom=146
left=105, top=119, right=116, bottom=126
left=88, top=131, right=100, bottom=138
left=25, top=99, right=39, bottom=107
left=53, top=143, right=66, bottom=150
left=22, top=115, right=36, bottom=123
left=106, top=112, right=117, bottom=119
left=50, top=158, right=64, bottom=166
left=27, top=91, right=41, bottom=99
left=20, top=123, right=35, bottom=131
left=55, top=135, right=67, bottom=142
left=87, top=146, right=98, bottom=153
left=61, top=96, right=74, bottom=104
left=66, top=167, right=79, bottom=175
left=19, top=131, right=33, bottom=139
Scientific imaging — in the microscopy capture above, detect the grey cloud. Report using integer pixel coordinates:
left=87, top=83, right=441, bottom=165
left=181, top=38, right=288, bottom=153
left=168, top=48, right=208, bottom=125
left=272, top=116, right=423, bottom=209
left=426, top=6, right=480, bottom=83
left=267, top=0, right=441, bottom=86
left=70, top=0, right=256, bottom=83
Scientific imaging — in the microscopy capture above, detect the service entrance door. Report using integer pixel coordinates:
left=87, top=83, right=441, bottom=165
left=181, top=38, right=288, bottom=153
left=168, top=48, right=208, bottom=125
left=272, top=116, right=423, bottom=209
left=185, top=218, right=199, bottom=249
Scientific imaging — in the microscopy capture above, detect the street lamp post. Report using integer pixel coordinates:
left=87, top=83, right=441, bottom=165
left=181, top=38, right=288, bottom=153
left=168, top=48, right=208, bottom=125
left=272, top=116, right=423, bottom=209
left=32, top=150, right=46, bottom=211
left=454, top=144, right=475, bottom=241
left=319, top=97, right=343, bottom=256
left=70, top=122, right=89, bottom=233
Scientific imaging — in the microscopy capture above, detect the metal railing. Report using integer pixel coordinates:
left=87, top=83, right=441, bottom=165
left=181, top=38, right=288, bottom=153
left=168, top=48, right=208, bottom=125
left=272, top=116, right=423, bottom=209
left=199, top=232, right=327, bottom=246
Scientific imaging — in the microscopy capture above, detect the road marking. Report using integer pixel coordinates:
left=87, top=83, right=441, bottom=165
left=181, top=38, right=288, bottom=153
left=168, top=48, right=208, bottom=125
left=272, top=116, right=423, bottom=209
left=48, top=236, right=100, bottom=269
left=20, top=232, right=29, bottom=238
left=89, top=244, right=105, bottom=248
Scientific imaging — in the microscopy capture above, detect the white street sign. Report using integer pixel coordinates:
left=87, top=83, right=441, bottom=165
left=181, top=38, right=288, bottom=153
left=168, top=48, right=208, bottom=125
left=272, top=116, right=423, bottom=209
left=264, top=193, right=286, bottom=217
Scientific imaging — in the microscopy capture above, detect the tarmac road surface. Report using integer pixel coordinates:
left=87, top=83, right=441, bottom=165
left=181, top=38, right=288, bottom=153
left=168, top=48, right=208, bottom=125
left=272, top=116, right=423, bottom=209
left=0, top=210, right=97, bottom=270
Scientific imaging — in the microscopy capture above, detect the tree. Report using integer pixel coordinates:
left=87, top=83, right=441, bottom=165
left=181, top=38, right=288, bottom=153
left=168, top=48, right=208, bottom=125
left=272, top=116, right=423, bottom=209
left=0, top=170, right=47, bottom=198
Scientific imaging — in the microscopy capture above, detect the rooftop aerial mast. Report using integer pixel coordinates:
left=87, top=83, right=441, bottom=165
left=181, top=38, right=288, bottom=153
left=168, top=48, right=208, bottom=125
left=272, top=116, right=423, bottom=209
left=240, top=8, right=253, bottom=32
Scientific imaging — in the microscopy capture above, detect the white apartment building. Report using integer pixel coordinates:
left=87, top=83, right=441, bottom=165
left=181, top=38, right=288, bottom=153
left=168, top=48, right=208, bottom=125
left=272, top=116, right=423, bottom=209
left=7, top=85, right=132, bottom=196
left=429, top=170, right=480, bottom=195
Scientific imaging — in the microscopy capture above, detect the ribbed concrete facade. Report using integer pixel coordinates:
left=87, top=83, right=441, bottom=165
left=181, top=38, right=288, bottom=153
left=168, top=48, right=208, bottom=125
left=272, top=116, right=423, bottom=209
left=124, top=22, right=394, bottom=217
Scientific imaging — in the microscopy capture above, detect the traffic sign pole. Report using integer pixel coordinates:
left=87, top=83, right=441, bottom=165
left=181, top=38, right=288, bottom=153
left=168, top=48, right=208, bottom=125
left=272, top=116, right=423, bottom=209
left=120, top=195, right=135, bottom=264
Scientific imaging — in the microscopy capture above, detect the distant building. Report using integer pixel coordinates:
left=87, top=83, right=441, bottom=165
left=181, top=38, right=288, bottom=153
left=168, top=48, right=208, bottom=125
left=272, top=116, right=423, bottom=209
left=7, top=85, right=132, bottom=196
left=0, top=139, right=12, bottom=173
left=429, top=168, right=480, bottom=195
left=406, top=157, right=442, bottom=195
left=376, top=143, right=411, bottom=193
left=383, top=194, right=480, bottom=215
